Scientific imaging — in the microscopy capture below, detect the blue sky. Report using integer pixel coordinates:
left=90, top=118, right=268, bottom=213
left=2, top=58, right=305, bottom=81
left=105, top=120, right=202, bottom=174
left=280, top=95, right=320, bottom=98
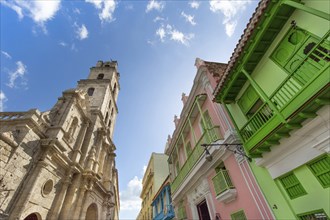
left=0, top=0, right=258, bottom=219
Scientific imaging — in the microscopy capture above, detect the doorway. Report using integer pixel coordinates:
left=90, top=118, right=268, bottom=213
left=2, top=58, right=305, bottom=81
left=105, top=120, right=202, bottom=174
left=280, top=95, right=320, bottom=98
left=197, top=200, right=211, bottom=220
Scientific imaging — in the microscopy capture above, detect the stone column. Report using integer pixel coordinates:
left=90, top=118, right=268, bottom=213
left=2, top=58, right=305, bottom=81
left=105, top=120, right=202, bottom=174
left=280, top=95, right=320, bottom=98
left=72, top=122, right=89, bottom=163
left=47, top=174, right=72, bottom=219
left=86, top=146, right=96, bottom=171
left=58, top=173, right=81, bottom=219
left=93, top=128, right=105, bottom=173
left=98, top=148, right=107, bottom=176
left=103, top=153, right=115, bottom=190
left=72, top=180, right=88, bottom=219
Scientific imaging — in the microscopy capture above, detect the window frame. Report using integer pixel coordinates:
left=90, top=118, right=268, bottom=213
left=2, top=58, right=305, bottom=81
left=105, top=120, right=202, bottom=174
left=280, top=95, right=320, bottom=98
left=307, top=154, right=330, bottom=188
left=278, top=172, right=307, bottom=199
left=230, top=209, right=247, bottom=220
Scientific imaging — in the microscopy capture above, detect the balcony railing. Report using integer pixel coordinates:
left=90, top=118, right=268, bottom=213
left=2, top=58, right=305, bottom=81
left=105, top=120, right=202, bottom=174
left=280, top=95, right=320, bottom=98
left=154, top=205, right=175, bottom=220
left=212, top=170, right=235, bottom=195
left=240, top=103, right=274, bottom=142
left=239, top=31, right=329, bottom=147
left=171, top=126, right=219, bottom=193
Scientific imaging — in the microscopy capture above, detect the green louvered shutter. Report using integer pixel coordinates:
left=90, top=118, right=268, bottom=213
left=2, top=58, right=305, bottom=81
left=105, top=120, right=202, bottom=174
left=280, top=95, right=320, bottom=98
left=279, top=173, right=307, bottom=199
left=308, top=155, right=330, bottom=188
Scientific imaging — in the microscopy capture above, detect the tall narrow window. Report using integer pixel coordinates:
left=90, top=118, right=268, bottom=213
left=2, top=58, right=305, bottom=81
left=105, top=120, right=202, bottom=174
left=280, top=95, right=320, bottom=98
left=308, top=154, right=330, bottom=188
left=185, top=142, right=192, bottom=157
left=200, top=111, right=218, bottom=142
left=97, top=74, right=104, bottom=79
left=87, top=88, right=95, bottom=96
left=113, top=83, right=117, bottom=95
left=279, top=172, right=307, bottom=199
left=105, top=112, right=109, bottom=123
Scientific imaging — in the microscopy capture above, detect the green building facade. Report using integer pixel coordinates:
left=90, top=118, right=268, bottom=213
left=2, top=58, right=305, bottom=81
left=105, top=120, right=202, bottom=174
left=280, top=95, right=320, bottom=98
left=213, top=0, right=329, bottom=219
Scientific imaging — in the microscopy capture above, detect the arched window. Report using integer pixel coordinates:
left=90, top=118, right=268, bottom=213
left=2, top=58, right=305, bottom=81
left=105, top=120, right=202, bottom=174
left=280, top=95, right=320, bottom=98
left=24, top=213, right=41, bottom=220
left=108, top=100, right=111, bottom=108
left=97, top=74, right=104, bottom=79
left=85, top=203, right=98, bottom=220
left=88, top=88, right=95, bottom=96
left=111, top=108, right=114, bottom=116
left=108, top=120, right=111, bottom=128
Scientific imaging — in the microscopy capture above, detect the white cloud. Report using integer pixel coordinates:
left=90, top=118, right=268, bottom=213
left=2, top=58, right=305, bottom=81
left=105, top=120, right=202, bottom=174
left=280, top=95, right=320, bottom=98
left=181, top=11, right=196, bottom=26
left=169, top=29, right=194, bottom=46
left=73, top=8, right=81, bottom=14
left=86, top=0, right=116, bottom=23
left=209, top=0, right=251, bottom=37
left=1, top=0, right=61, bottom=33
left=74, top=23, right=89, bottom=40
left=120, top=166, right=146, bottom=212
left=153, top=16, right=165, bottom=23
left=58, top=41, right=67, bottom=47
left=7, top=61, right=27, bottom=88
left=142, top=165, right=147, bottom=175
left=146, top=0, right=165, bottom=13
left=155, top=24, right=194, bottom=46
left=156, top=27, right=166, bottom=42
left=189, top=1, right=200, bottom=9
left=1, top=51, right=12, bottom=59
left=0, top=91, right=8, bottom=112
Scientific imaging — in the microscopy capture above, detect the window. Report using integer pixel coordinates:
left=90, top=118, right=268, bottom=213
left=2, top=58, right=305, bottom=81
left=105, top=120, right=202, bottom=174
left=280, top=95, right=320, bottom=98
left=87, top=88, right=95, bottom=96
left=279, top=172, right=307, bottom=199
left=185, top=142, right=192, bottom=157
left=238, top=86, right=262, bottom=117
left=213, top=163, right=235, bottom=195
left=231, top=210, right=247, bottom=220
left=175, top=161, right=180, bottom=176
left=113, top=83, right=117, bottom=95
left=308, top=154, right=330, bottom=188
left=297, top=209, right=329, bottom=220
left=200, top=111, right=218, bottom=142
left=105, top=112, right=109, bottom=123
left=271, top=27, right=329, bottom=74
left=97, top=74, right=104, bottom=79
left=42, top=179, right=54, bottom=196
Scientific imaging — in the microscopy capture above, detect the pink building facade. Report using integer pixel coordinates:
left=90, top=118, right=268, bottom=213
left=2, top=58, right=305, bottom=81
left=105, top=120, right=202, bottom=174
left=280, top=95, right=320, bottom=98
left=165, top=58, right=273, bottom=220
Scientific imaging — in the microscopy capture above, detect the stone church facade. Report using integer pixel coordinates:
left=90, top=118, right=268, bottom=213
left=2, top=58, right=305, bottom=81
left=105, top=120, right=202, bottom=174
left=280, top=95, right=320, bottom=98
left=0, top=61, right=120, bottom=220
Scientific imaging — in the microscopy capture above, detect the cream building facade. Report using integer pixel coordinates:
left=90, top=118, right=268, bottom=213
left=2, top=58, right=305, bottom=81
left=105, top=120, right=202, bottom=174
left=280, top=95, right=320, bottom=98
left=0, top=61, right=120, bottom=220
left=138, top=153, right=169, bottom=220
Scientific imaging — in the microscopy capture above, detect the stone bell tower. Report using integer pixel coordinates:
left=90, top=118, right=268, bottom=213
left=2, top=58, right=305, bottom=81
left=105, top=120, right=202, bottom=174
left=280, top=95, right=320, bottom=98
left=0, top=60, right=120, bottom=220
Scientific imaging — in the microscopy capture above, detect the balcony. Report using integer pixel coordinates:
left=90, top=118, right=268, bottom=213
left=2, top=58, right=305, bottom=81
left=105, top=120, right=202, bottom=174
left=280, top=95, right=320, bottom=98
left=212, top=170, right=237, bottom=203
left=239, top=32, right=330, bottom=157
left=171, top=126, right=219, bottom=194
left=154, top=205, right=175, bottom=220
